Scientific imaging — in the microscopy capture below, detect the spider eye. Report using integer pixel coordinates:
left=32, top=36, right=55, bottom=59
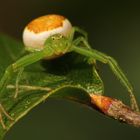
left=52, top=37, right=55, bottom=40
left=23, top=14, right=72, bottom=52
left=51, top=36, right=55, bottom=40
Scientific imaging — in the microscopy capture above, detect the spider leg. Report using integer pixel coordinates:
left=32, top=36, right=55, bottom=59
left=0, top=47, right=53, bottom=129
left=73, top=26, right=88, bottom=40
left=0, top=50, right=48, bottom=98
left=14, top=68, right=24, bottom=98
left=73, top=36, right=90, bottom=48
left=73, top=36, right=97, bottom=69
left=72, top=45, right=139, bottom=111
left=0, top=111, right=6, bottom=129
left=69, top=26, right=88, bottom=41
left=0, top=103, right=13, bottom=129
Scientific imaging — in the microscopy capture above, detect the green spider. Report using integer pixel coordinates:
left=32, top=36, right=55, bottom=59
left=0, top=14, right=139, bottom=129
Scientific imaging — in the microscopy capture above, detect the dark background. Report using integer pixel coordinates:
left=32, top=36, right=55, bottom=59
left=0, top=0, right=140, bottom=139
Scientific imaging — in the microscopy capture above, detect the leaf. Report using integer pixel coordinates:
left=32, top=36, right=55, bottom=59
left=0, top=33, right=104, bottom=139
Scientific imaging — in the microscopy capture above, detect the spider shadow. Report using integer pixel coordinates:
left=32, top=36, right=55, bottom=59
left=41, top=52, right=90, bottom=76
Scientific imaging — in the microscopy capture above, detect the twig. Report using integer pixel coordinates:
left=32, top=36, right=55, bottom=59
left=90, top=94, right=140, bottom=127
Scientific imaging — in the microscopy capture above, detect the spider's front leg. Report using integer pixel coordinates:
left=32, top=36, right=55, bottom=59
left=0, top=48, right=53, bottom=129
left=73, top=36, right=98, bottom=72
left=69, top=27, right=95, bottom=63
left=69, top=26, right=88, bottom=42
left=72, top=45, right=139, bottom=112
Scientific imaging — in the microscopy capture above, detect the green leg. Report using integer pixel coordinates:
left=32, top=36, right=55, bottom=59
left=72, top=45, right=139, bottom=111
left=0, top=50, right=48, bottom=98
left=73, top=26, right=88, bottom=40
left=0, top=104, right=13, bottom=129
left=14, top=68, right=24, bottom=98
left=0, top=49, right=51, bottom=129
left=73, top=36, right=97, bottom=67
left=69, top=26, right=88, bottom=42
left=73, top=36, right=91, bottom=48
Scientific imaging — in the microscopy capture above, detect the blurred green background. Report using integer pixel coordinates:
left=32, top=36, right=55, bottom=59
left=1, top=0, right=140, bottom=139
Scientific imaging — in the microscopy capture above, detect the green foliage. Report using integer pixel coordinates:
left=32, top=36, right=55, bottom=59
left=0, top=34, right=104, bottom=139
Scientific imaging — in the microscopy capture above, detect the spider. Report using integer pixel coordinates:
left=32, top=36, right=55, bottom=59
left=0, top=14, right=139, bottom=129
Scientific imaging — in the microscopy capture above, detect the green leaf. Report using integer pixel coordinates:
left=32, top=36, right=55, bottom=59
left=0, top=33, right=104, bottom=139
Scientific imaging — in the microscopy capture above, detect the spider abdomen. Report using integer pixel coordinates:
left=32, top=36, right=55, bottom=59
left=23, top=14, right=72, bottom=52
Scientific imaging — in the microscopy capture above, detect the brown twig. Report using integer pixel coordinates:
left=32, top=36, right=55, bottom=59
left=90, top=94, right=140, bottom=127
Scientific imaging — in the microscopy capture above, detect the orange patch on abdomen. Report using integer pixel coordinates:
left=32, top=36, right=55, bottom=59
left=27, top=14, right=65, bottom=33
